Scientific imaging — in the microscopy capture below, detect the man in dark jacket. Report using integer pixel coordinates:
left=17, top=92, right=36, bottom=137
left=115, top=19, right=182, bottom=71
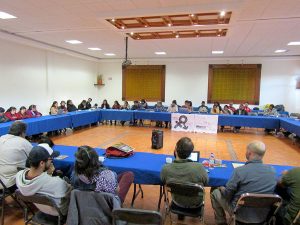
left=233, top=104, right=248, bottom=133
left=0, top=107, right=9, bottom=123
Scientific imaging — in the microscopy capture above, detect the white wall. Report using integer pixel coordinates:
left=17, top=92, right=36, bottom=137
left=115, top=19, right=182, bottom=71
left=98, top=58, right=300, bottom=113
left=0, top=39, right=99, bottom=114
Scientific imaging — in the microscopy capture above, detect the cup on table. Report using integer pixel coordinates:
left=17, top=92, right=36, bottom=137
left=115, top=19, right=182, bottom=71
left=166, top=157, right=173, bottom=164
left=215, top=159, right=222, bottom=165
left=98, top=156, right=105, bottom=163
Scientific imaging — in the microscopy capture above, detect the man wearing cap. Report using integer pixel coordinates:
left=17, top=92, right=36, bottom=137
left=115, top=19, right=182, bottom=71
left=16, top=145, right=72, bottom=216
left=0, top=121, right=32, bottom=192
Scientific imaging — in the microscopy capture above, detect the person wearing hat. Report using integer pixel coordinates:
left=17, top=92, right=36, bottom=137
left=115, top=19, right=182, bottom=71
left=0, top=107, right=9, bottom=123
left=16, top=145, right=72, bottom=216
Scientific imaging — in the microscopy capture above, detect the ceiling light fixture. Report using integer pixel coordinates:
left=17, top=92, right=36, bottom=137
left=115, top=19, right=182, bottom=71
left=155, top=52, right=166, bottom=55
left=0, top=11, right=17, bottom=19
left=287, top=41, right=300, bottom=46
left=88, top=47, right=101, bottom=51
left=274, top=49, right=287, bottom=53
left=65, top=40, right=83, bottom=44
left=111, top=18, right=115, bottom=22
left=104, top=53, right=115, bottom=56
left=212, top=50, right=224, bottom=54
left=220, top=11, right=226, bottom=17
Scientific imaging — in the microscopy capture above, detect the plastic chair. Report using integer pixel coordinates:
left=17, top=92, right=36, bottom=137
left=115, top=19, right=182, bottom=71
left=291, top=210, right=300, bottom=225
left=230, top=193, right=282, bottom=225
left=0, top=179, right=21, bottom=225
left=15, top=190, right=64, bottom=225
left=164, top=181, right=205, bottom=224
left=112, top=208, right=163, bottom=225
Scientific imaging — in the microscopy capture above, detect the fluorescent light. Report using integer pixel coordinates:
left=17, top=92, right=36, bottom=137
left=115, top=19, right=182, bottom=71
left=104, top=53, right=115, bottom=56
left=0, top=11, right=17, bottom=19
left=274, top=49, right=287, bottom=53
left=65, top=40, right=82, bottom=44
left=155, top=52, right=166, bottom=55
left=88, top=47, right=101, bottom=51
left=287, top=41, right=300, bottom=46
left=220, top=11, right=226, bottom=17
left=212, top=50, right=224, bottom=54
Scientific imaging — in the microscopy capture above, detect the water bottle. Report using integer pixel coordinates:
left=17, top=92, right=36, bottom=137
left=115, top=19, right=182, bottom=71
left=209, top=153, right=215, bottom=168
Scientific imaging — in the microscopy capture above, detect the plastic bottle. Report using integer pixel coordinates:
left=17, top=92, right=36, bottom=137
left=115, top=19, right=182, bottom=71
left=209, top=152, right=215, bottom=168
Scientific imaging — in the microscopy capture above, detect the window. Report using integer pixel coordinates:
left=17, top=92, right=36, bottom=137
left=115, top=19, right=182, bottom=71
left=208, top=64, right=261, bottom=104
left=122, top=65, right=165, bottom=101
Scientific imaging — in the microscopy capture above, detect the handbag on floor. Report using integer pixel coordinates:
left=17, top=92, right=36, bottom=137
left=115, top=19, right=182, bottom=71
left=105, top=143, right=134, bottom=158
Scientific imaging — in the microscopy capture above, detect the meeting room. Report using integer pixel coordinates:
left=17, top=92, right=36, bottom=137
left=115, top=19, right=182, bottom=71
left=0, top=0, right=300, bottom=225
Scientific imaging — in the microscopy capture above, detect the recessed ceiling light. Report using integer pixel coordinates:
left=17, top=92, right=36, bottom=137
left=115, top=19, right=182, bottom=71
left=220, top=11, right=226, bottom=17
left=0, top=11, right=17, bottom=19
left=155, top=52, right=166, bottom=55
left=274, top=49, right=288, bottom=53
left=111, top=18, right=115, bottom=22
left=212, top=50, right=224, bottom=54
left=130, top=32, right=134, bottom=35
left=88, top=47, right=101, bottom=51
left=287, top=41, right=300, bottom=46
left=65, top=40, right=82, bottom=44
left=104, top=53, right=115, bottom=56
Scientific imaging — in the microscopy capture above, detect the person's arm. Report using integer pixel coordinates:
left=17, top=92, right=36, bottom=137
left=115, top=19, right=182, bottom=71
left=222, top=170, right=240, bottom=201
left=160, top=166, right=168, bottom=184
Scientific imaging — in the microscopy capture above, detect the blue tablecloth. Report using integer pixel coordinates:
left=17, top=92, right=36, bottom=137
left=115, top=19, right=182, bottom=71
left=53, top=145, right=293, bottom=187
left=134, top=111, right=171, bottom=122
left=218, top=115, right=280, bottom=129
left=100, top=109, right=134, bottom=121
left=280, top=118, right=300, bottom=137
left=68, top=110, right=100, bottom=127
left=0, top=121, right=13, bottom=136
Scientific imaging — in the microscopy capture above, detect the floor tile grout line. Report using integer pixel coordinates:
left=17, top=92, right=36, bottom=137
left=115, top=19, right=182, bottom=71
left=97, top=131, right=129, bottom=148
left=225, top=139, right=238, bottom=161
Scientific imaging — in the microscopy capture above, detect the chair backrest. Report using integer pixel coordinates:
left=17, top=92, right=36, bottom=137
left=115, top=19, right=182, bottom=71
left=292, top=210, right=300, bottom=225
left=112, top=208, right=162, bottom=225
left=15, top=189, right=63, bottom=217
left=165, top=181, right=205, bottom=204
left=234, top=193, right=282, bottom=224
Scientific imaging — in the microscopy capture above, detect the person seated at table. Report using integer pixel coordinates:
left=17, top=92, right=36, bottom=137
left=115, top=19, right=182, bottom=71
left=78, top=100, right=88, bottom=110
left=111, top=101, right=121, bottom=125
left=71, top=146, right=134, bottom=203
left=0, top=107, right=9, bottom=123
left=120, top=101, right=130, bottom=126
left=16, top=145, right=72, bottom=217
left=4, top=107, right=18, bottom=121
left=233, top=104, right=248, bottom=133
left=220, top=105, right=233, bottom=132
left=181, top=100, right=189, bottom=108
left=16, top=106, right=28, bottom=120
left=166, top=100, right=178, bottom=128
left=211, top=141, right=276, bottom=225
left=86, top=98, right=93, bottom=109
left=228, top=103, right=236, bottom=113
left=50, top=101, right=59, bottom=115
left=244, top=102, right=251, bottom=113
left=26, top=104, right=42, bottom=118
left=187, top=101, right=193, bottom=112
left=264, top=104, right=278, bottom=116
left=140, top=99, right=148, bottom=109
left=0, top=121, right=32, bottom=193
left=59, top=101, right=68, bottom=112
left=67, top=100, right=77, bottom=112
left=161, top=137, right=208, bottom=210
left=211, top=105, right=222, bottom=114
left=154, top=101, right=165, bottom=127
left=199, top=101, right=209, bottom=113
left=276, top=167, right=300, bottom=225
left=101, top=99, right=111, bottom=109
left=130, top=100, right=140, bottom=126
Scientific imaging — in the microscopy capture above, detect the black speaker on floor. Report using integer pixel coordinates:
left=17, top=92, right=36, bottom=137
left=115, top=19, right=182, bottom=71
left=151, top=130, right=163, bottom=149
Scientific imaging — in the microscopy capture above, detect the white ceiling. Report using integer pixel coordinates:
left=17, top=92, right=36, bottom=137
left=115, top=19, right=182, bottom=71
left=1, top=0, right=300, bottom=60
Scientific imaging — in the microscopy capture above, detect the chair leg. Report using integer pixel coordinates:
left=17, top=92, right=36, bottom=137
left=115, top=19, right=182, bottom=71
left=1, top=196, right=4, bottom=225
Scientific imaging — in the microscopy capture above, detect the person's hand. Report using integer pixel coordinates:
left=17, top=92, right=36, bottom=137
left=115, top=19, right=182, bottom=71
left=47, top=163, right=55, bottom=175
left=281, top=170, right=288, bottom=175
left=218, top=186, right=226, bottom=193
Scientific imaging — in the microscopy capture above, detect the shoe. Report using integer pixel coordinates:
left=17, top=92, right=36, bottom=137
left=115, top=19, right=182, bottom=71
left=177, top=215, right=185, bottom=220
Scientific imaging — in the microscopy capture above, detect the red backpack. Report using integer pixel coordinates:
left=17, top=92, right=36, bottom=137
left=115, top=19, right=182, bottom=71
left=105, top=143, right=134, bottom=158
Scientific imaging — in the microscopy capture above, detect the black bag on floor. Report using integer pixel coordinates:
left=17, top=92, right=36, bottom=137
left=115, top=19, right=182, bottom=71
left=151, top=130, right=163, bottom=149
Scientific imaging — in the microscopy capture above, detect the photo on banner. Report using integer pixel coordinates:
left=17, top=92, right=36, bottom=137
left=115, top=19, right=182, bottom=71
left=194, top=114, right=219, bottom=134
left=171, top=114, right=195, bottom=132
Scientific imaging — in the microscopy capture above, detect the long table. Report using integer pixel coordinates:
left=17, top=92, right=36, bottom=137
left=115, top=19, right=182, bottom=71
left=0, top=110, right=299, bottom=137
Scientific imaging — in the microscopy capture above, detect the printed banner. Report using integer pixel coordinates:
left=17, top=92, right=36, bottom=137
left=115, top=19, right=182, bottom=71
left=171, top=114, right=218, bottom=134
left=171, top=114, right=195, bottom=132
left=193, top=114, right=218, bottom=134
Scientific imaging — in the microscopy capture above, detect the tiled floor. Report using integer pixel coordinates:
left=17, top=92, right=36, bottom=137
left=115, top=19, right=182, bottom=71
left=3, top=124, right=300, bottom=225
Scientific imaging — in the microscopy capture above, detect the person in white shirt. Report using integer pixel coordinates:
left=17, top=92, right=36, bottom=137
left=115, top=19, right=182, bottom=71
left=16, top=145, right=72, bottom=216
left=0, top=121, right=32, bottom=192
left=166, top=100, right=179, bottom=128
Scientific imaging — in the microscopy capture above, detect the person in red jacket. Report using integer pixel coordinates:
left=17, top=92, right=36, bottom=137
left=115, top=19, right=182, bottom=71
left=5, top=107, right=18, bottom=121
left=26, top=105, right=42, bottom=118
left=244, top=102, right=251, bottom=113
left=16, top=106, right=28, bottom=120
